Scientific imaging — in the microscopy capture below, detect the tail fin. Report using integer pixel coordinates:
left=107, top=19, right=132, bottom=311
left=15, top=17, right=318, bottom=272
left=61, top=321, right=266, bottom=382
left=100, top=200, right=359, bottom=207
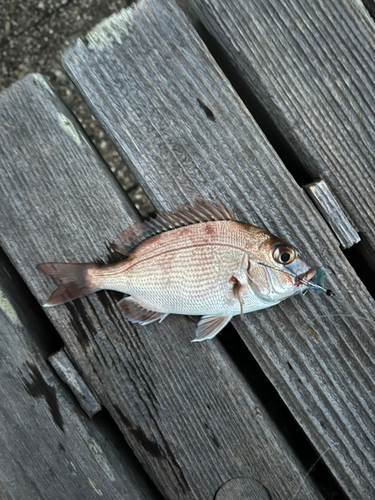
left=37, top=262, right=100, bottom=306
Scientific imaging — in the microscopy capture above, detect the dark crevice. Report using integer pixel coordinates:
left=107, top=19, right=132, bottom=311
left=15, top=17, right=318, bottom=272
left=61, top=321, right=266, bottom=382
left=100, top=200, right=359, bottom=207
left=92, top=407, right=165, bottom=499
left=218, top=322, right=349, bottom=500
left=194, top=22, right=315, bottom=187
left=343, top=233, right=375, bottom=299
left=126, top=184, right=142, bottom=198
left=197, top=97, right=216, bottom=121
left=0, top=247, right=63, bottom=357
left=362, top=0, right=375, bottom=20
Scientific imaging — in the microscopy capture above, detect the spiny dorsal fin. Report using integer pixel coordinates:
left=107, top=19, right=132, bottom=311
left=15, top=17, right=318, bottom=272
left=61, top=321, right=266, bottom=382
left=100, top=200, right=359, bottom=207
left=112, top=200, right=235, bottom=255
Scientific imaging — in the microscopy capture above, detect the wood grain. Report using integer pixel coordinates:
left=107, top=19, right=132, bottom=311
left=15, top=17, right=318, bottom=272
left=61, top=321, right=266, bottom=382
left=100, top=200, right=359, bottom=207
left=0, top=250, right=161, bottom=500
left=62, top=1, right=375, bottom=498
left=215, top=478, right=271, bottom=500
left=304, top=180, right=360, bottom=249
left=190, top=0, right=375, bottom=270
left=0, top=75, right=323, bottom=499
left=49, top=349, right=102, bottom=417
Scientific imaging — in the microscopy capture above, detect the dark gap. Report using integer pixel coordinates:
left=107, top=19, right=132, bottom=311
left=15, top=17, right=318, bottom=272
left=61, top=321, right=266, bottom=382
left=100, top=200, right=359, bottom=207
left=343, top=233, right=375, bottom=299
left=126, top=184, right=142, bottom=197
left=197, top=97, right=216, bottom=121
left=194, top=22, right=315, bottom=187
left=92, top=407, right=165, bottom=499
left=362, top=0, right=375, bottom=20
left=218, top=322, right=349, bottom=500
left=0, top=247, right=63, bottom=357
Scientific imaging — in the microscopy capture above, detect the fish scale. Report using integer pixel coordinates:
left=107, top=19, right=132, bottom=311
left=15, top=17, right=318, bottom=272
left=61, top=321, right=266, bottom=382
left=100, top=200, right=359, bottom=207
left=94, top=222, right=250, bottom=315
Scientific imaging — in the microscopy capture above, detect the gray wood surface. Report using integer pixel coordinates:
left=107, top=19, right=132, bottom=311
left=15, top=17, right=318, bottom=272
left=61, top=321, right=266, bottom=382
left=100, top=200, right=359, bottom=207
left=49, top=349, right=102, bottom=417
left=304, top=180, right=360, bottom=249
left=0, top=250, right=161, bottom=500
left=62, top=1, right=375, bottom=498
left=215, top=478, right=271, bottom=500
left=0, top=75, right=323, bottom=500
left=189, top=0, right=375, bottom=271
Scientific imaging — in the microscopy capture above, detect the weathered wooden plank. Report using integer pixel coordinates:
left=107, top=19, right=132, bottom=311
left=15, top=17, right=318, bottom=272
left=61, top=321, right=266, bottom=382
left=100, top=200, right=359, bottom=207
left=49, top=349, right=102, bottom=417
left=0, top=76, right=324, bottom=500
left=189, top=0, right=375, bottom=270
left=0, top=250, right=161, bottom=500
left=304, top=180, right=360, bottom=249
left=62, top=1, right=375, bottom=498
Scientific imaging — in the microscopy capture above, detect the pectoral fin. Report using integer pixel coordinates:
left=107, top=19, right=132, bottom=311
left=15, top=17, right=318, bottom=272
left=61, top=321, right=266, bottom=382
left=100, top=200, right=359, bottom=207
left=229, top=275, right=246, bottom=319
left=118, top=297, right=168, bottom=325
left=192, top=315, right=232, bottom=342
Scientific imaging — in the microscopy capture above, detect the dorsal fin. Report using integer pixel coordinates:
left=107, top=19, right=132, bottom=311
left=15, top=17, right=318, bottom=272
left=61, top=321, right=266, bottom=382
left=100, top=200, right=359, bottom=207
left=112, top=200, right=235, bottom=255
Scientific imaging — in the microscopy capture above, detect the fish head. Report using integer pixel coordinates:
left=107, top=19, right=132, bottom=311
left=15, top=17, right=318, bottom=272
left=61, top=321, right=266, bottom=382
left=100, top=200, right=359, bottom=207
left=247, top=232, right=316, bottom=302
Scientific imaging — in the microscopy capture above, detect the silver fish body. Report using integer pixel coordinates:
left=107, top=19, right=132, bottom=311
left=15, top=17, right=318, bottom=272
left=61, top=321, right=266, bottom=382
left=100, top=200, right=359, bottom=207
left=92, top=221, right=313, bottom=316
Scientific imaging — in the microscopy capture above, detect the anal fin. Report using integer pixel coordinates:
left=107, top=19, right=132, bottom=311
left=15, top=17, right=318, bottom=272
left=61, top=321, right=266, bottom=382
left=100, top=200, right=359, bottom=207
left=192, top=315, right=232, bottom=342
left=118, top=296, right=168, bottom=326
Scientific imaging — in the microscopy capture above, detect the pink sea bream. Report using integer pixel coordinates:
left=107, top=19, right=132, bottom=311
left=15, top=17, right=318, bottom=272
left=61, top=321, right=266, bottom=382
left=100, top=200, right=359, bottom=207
left=38, top=200, right=319, bottom=341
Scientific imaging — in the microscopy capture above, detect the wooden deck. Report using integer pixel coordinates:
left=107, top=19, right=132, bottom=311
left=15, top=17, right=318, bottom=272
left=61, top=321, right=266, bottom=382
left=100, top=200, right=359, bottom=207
left=0, top=1, right=374, bottom=499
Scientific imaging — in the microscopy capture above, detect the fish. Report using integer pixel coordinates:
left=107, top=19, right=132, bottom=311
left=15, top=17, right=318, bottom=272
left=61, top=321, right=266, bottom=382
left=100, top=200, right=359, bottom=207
left=37, top=200, right=330, bottom=342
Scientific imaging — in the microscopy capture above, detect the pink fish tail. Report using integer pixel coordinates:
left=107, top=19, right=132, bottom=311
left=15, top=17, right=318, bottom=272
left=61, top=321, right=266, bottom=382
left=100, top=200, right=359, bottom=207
left=37, top=262, right=101, bottom=306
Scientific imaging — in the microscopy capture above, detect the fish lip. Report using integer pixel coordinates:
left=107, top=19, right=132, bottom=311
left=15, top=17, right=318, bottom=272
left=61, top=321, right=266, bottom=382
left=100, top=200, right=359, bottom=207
left=294, top=268, right=316, bottom=287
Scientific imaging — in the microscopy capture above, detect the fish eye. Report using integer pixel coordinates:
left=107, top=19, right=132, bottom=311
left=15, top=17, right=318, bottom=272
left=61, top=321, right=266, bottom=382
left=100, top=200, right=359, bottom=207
left=272, top=245, right=297, bottom=265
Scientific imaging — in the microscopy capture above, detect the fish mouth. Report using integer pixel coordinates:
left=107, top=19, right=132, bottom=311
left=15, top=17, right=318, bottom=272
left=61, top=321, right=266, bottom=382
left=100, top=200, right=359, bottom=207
left=294, top=268, right=316, bottom=287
